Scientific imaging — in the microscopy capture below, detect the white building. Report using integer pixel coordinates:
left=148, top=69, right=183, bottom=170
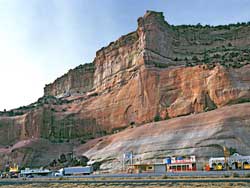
left=209, top=153, right=250, bottom=170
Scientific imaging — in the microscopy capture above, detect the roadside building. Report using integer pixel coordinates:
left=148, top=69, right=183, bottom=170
left=128, top=155, right=196, bottom=173
left=129, top=163, right=166, bottom=173
left=209, top=153, right=250, bottom=170
left=164, top=156, right=197, bottom=172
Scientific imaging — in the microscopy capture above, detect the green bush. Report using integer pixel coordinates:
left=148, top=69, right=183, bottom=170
left=80, top=139, right=86, bottom=144
left=92, top=161, right=102, bottom=171
left=236, top=98, right=250, bottom=104
left=213, top=54, right=221, bottom=58
left=49, top=159, right=57, bottom=167
left=79, top=156, right=89, bottom=166
left=192, top=55, right=199, bottom=61
left=154, top=62, right=168, bottom=68
left=203, top=50, right=210, bottom=64
left=154, top=115, right=161, bottom=122
left=58, top=153, right=67, bottom=163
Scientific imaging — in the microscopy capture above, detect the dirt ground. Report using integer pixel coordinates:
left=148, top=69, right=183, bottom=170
left=0, top=182, right=250, bottom=188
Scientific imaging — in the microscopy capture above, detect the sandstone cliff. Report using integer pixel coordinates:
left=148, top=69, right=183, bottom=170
left=42, top=11, right=250, bottom=128
left=44, top=63, right=95, bottom=97
left=78, top=103, right=250, bottom=171
left=0, top=11, right=250, bottom=169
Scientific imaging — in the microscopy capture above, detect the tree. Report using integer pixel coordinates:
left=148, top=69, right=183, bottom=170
left=58, top=153, right=67, bottom=163
left=229, top=147, right=237, bottom=155
left=154, top=115, right=161, bottom=122
left=203, top=50, right=210, bottom=64
left=192, top=56, right=199, bottom=61
left=92, top=161, right=102, bottom=171
left=71, top=158, right=80, bottom=166
left=50, top=159, right=57, bottom=167
left=196, top=23, right=202, bottom=28
left=79, top=156, right=89, bottom=166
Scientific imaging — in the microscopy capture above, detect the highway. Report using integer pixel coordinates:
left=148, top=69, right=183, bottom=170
left=0, top=171, right=250, bottom=185
left=63, top=170, right=250, bottom=178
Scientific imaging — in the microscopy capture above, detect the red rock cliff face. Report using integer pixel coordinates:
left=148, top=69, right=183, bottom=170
left=93, top=31, right=140, bottom=94
left=63, top=11, right=250, bottom=130
left=137, top=11, right=174, bottom=65
left=79, top=103, right=250, bottom=171
left=158, top=65, right=250, bottom=118
left=75, top=64, right=250, bottom=131
left=3, top=10, right=250, bottom=135
left=44, top=63, right=95, bottom=97
left=1, top=11, right=250, bottom=168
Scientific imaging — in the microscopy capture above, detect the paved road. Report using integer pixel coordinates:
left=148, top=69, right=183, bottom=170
left=0, top=178, right=250, bottom=185
left=63, top=170, right=250, bottom=178
left=1, top=171, right=250, bottom=185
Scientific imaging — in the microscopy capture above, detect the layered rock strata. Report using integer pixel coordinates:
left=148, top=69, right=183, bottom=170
left=78, top=103, right=250, bottom=171
left=0, top=11, right=250, bottom=169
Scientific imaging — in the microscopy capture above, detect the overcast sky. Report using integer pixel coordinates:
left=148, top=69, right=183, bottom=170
left=0, top=0, right=250, bottom=110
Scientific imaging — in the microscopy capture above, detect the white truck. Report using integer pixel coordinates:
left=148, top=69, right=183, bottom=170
left=55, top=166, right=93, bottom=176
left=20, top=168, right=51, bottom=177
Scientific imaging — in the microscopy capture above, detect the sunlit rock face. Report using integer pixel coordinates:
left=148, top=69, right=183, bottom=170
left=1, top=11, right=250, bottom=169
left=78, top=103, right=250, bottom=171
left=44, top=63, right=95, bottom=98
left=43, top=10, right=250, bottom=129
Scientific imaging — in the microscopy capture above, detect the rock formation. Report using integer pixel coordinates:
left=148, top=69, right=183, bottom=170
left=78, top=103, right=250, bottom=171
left=0, top=11, right=250, bottom=170
left=44, top=63, right=95, bottom=97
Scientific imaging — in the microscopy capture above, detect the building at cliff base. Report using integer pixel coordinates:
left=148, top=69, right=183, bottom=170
left=209, top=153, right=250, bottom=170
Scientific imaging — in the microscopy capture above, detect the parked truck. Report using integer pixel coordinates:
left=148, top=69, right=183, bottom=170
left=20, top=168, right=51, bottom=177
left=55, top=166, right=93, bottom=176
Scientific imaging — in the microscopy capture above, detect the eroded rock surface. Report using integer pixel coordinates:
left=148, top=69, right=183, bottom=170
left=78, top=103, right=250, bottom=171
left=1, top=11, right=250, bottom=169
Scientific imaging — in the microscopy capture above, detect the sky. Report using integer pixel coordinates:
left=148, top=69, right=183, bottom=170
left=0, top=0, right=250, bottom=110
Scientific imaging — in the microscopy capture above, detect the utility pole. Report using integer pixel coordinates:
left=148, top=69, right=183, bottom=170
left=223, top=146, right=230, bottom=170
